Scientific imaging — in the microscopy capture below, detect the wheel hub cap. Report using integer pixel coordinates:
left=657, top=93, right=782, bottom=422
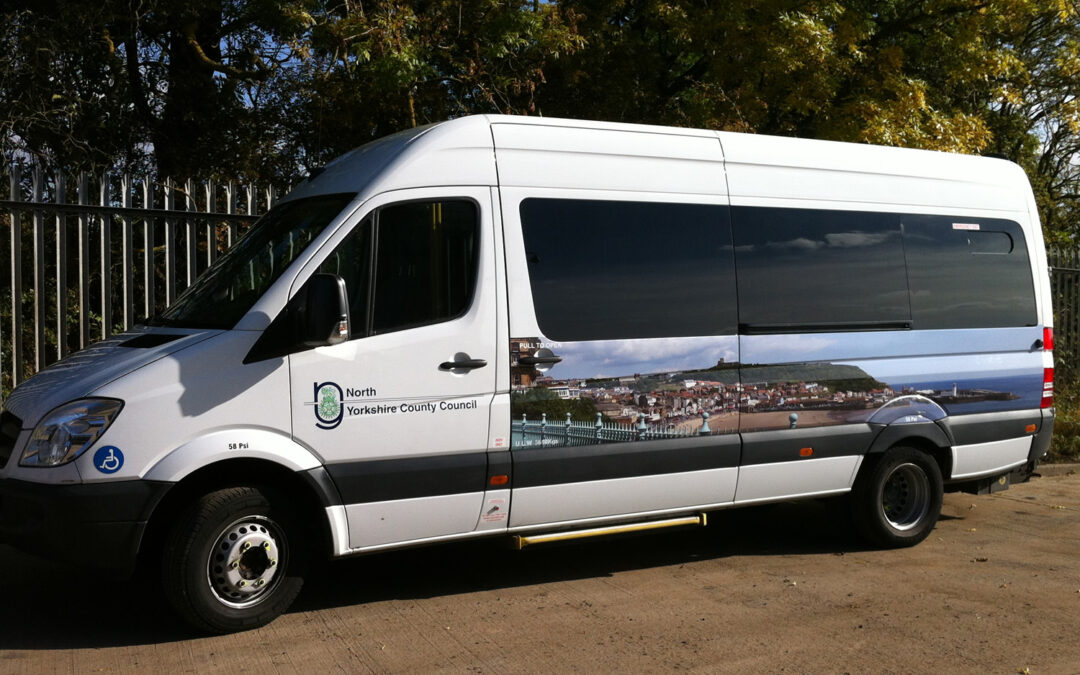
left=881, top=462, right=930, bottom=531
left=208, top=518, right=281, bottom=607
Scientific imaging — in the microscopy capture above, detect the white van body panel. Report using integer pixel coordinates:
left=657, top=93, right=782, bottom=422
left=718, top=130, right=1030, bottom=213
left=1025, top=184, right=1055, bottom=329
left=281, top=116, right=497, bottom=204
left=345, top=492, right=487, bottom=549
left=492, top=122, right=725, bottom=195
left=85, top=330, right=294, bottom=481
left=142, top=429, right=322, bottom=482
left=1, top=328, right=222, bottom=426
left=508, top=467, right=739, bottom=528
left=733, top=456, right=864, bottom=503
left=951, top=437, right=1033, bottom=480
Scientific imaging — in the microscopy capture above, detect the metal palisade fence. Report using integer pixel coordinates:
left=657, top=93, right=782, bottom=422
left=1049, top=246, right=1080, bottom=382
left=1, top=163, right=279, bottom=396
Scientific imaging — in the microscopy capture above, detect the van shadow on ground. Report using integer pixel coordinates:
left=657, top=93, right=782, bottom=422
left=0, top=496, right=891, bottom=650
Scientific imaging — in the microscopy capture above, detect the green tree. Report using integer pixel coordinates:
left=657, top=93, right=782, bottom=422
left=281, top=0, right=583, bottom=170
left=0, top=0, right=313, bottom=179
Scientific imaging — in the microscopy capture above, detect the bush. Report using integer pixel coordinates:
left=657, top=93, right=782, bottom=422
left=1046, top=376, right=1080, bottom=463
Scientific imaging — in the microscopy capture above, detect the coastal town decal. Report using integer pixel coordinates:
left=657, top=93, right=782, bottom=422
left=510, top=335, right=1040, bottom=449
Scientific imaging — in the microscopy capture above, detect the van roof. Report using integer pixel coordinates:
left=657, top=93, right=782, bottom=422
left=283, top=115, right=1031, bottom=214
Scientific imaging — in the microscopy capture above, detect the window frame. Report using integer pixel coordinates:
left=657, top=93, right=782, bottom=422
left=518, top=196, right=739, bottom=342
left=320, top=196, right=483, bottom=341
left=730, top=206, right=1038, bottom=334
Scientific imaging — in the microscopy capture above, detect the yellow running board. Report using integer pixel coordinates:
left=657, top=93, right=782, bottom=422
left=513, top=513, right=708, bottom=550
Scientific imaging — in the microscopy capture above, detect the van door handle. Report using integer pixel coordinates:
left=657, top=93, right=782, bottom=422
left=440, top=358, right=488, bottom=371
left=517, top=355, right=562, bottom=366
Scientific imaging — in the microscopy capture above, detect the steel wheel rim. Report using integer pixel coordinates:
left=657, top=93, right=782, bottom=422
left=881, top=462, right=930, bottom=531
left=205, top=516, right=286, bottom=609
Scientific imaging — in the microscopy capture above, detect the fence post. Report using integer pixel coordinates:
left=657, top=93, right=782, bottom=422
left=164, top=178, right=176, bottom=306
left=54, top=170, right=68, bottom=360
left=121, top=173, right=134, bottom=331
left=206, top=181, right=217, bottom=266
left=225, top=180, right=237, bottom=248
left=77, top=173, right=89, bottom=349
left=142, top=178, right=154, bottom=320
left=184, top=178, right=197, bottom=289
left=31, top=166, right=46, bottom=369
left=9, top=166, right=24, bottom=387
left=99, top=171, right=113, bottom=339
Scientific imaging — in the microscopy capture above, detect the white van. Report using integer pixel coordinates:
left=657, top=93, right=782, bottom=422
left=0, top=115, right=1055, bottom=632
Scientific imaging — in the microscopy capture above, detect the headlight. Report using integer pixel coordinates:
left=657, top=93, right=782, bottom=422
left=20, top=399, right=124, bottom=468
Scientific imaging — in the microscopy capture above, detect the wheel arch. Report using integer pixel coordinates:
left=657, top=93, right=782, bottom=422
left=139, top=457, right=339, bottom=573
left=865, top=421, right=954, bottom=482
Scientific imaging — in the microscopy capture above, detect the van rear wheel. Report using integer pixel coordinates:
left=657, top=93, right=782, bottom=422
left=852, top=447, right=943, bottom=548
left=162, top=487, right=305, bottom=633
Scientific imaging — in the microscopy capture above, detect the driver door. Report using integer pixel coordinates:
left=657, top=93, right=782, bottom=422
left=289, top=187, right=498, bottom=550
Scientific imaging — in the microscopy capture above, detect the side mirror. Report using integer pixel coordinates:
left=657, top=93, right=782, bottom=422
left=292, top=273, right=350, bottom=347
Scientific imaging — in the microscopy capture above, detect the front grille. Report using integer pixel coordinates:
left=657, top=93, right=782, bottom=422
left=0, top=409, right=22, bottom=470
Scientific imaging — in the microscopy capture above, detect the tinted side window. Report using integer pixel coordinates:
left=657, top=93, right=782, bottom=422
left=520, top=199, right=737, bottom=341
left=902, top=216, right=1036, bottom=328
left=733, top=207, right=910, bottom=329
left=318, top=200, right=478, bottom=339
left=372, top=200, right=478, bottom=334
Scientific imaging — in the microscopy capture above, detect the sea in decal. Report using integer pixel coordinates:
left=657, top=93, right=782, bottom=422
left=510, top=330, right=1041, bottom=449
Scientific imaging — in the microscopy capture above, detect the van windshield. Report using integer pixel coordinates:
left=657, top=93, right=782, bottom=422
left=151, top=194, right=355, bottom=329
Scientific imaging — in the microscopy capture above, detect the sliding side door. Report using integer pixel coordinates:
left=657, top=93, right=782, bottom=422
left=502, top=191, right=741, bottom=528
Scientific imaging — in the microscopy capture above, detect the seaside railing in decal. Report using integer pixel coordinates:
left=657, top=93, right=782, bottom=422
left=511, top=411, right=714, bottom=448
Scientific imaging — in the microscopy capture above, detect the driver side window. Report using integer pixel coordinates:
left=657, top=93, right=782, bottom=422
left=318, top=199, right=479, bottom=339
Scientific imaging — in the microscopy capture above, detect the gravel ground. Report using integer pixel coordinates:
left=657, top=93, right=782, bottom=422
left=2, top=468, right=1079, bottom=673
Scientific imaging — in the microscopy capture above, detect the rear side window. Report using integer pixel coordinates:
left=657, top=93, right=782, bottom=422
left=520, top=199, right=737, bottom=341
left=902, top=216, right=1036, bottom=329
left=732, top=207, right=910, bottom=331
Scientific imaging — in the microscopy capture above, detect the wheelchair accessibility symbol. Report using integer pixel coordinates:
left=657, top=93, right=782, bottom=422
left=93, top=446, right=124, bottom=474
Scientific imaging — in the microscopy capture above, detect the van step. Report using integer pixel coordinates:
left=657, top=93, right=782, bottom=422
left=512, top=513, right=708, bottom=550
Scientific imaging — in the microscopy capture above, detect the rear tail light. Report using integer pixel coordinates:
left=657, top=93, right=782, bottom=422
left=1042, top=327, right=1054, bottom=409
left=1042, top=367, right=1054, bottom=408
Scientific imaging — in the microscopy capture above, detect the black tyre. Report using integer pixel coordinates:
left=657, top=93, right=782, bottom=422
left=162, top=487, right=305, bottom=633
left=851, top=447, right=943, bottom=548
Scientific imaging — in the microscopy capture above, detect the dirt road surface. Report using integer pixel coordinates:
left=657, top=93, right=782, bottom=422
left=2, top=470, right=1079, bottom=674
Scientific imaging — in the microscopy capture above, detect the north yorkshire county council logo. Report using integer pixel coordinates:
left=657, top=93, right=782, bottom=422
left=314, top=381, right=344, bottom=430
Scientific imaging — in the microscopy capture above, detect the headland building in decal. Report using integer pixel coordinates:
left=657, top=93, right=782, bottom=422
left=510, top=333, right=1035, bottom=449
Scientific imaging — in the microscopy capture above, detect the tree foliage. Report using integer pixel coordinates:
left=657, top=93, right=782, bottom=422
left=3, top=0, right=1080, bottom=236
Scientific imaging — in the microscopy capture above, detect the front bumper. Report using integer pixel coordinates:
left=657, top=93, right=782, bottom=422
left=0, top=478, right=172, bottom=578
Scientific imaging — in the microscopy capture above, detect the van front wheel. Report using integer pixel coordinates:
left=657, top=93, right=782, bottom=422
left=852, top=447, right=943, bottom=548
left=162, top=487, right=305, bottom=633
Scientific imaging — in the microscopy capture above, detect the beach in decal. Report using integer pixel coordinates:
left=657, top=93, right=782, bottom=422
left=510, top=330, right=1040, bottom=447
